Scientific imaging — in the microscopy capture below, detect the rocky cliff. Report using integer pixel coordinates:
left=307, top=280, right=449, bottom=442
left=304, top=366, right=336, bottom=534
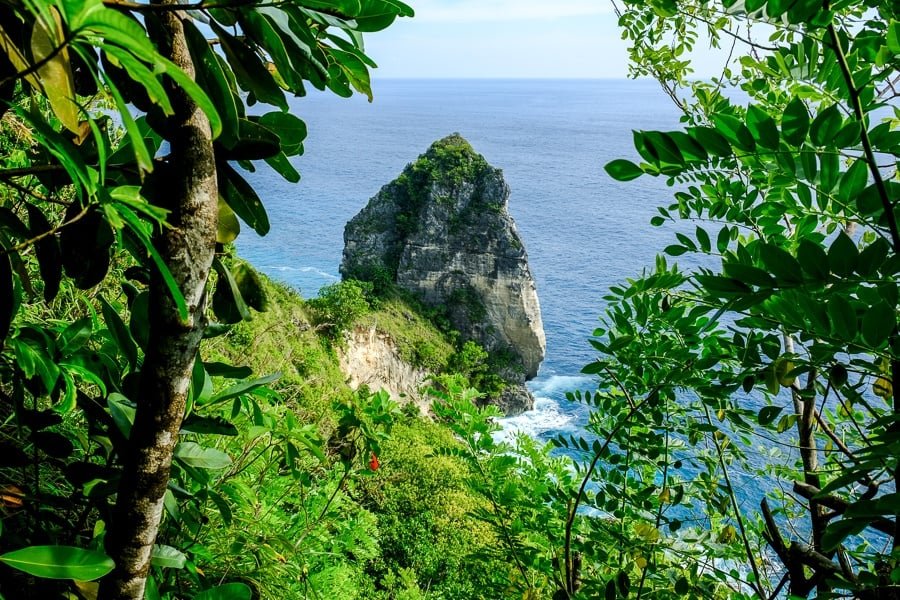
left=341, top=134, right=545, bottom=414
left=338, top=324, right=433, bottom=415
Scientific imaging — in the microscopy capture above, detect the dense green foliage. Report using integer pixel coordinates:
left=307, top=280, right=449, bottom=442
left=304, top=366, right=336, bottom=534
left=433, top=0, right=900, bottom=599
left=1, top=0, right=898, bottom=596
left=0, top=0, right=416, bottom=597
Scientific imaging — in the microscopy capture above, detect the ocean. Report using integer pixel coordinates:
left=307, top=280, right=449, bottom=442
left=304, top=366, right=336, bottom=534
left=238, top=78, right=691, bottom=444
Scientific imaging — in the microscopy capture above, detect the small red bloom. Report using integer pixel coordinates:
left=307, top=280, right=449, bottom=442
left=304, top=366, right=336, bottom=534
left=369, top=452, right=380, bottom=471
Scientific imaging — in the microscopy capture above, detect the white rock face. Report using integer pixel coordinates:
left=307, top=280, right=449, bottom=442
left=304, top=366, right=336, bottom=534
left=341, top=135, right=545, bottom=415
left=337, top=325, right=433, bottom=415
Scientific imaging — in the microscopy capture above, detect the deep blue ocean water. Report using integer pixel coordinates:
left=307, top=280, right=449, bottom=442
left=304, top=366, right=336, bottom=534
left=239, top=78, right=691, bottom=440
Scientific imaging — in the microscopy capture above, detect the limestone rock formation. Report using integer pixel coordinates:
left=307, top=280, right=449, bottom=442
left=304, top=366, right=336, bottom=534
left=341, top=134, right=545, bottom=414
left=338, top=325, right=432, bottom=416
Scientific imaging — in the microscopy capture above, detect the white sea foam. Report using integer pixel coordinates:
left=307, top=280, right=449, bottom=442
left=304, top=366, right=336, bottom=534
left=257, top=265, right=339, bottom=280
left=528, top=374, right=593, bottom=397
left=495, top=396, right=575, bottom=444
left=493, top=374, right=593, bottom=444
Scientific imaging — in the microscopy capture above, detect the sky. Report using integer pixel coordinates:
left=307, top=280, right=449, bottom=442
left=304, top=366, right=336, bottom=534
left=364, top=0, right=727, bottom=79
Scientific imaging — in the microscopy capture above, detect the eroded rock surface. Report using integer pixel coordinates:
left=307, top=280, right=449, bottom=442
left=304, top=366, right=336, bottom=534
left=341, top=134, right=545, bottom=414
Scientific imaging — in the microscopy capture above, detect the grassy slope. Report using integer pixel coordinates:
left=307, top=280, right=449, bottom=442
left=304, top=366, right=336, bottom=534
left=193, top=270, right=505, bottom=600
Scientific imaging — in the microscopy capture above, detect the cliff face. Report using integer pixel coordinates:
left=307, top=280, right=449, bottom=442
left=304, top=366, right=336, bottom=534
left=338, top=325, right=433, bottom=415
left=341, top=134, right=545, bottom=414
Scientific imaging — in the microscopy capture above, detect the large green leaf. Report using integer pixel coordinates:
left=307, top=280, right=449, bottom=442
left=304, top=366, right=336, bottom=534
left=211, top=22, right=287, bottom=111
left=204, top=372, right=281, bottom=406
left=810, top=104, right=842, bottom=147
left=258, top=112, right=307, bottom=155
left=184, top=21, right=238, bottom=146
left=174, top=441, right=232, bottom=470
left=605, top=159, right=643, bottom=182
left=151, top=545, right=186, bottom=569
left=0, top=546, right=114, bottom=580
left=712, top=113, right=755, bottom=152
left=781, top=98, right=809, bottom=146
left=219, top=164, right=270, bottom=236
left=219, top=119, right=281, bottom=161
left=746, top=105, right=779, bottom=149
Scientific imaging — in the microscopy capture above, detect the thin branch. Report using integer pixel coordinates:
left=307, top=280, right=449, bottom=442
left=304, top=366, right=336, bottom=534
left=2, top=203, right=89, bottom=254
left=562, top=387, right=659, bottom=595
left=826, top=24, right=900, bottom=251
left=703, top=404, right=768, bottom=598
left=793, top=482, right=896, bottom=538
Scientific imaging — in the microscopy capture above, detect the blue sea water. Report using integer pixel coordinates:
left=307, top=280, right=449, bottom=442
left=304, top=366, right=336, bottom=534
left=239, top=78, right=689, bottom=438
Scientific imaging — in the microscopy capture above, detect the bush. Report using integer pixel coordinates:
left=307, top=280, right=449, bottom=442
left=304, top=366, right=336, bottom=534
left=309, top=279, right=374, bottom=336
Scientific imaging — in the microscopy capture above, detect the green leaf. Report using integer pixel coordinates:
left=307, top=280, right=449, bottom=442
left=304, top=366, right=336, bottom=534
left=668, top=131, right=708, bottom=163
left=208, top=490, right=233, bottom=525
left=862, top=301, right=894, bottom=348
left=838, top=159, right=869, bottom=201
left=330, top=47, right=373, bottom=100
left=781, top=98, right=809, bottom=146
left=712, top=113, right=755, bottom=151
left=716, top=226, right=731, bottom=253
left=797, top=239, right=829, bottom=280
left=822, top=517, right=868, bottom=552
left=174, top=441, right=232, bottom=470
left=102, top=72, right=153, bottom=173
left=217, top=197, right=240, bottom=244
left=800, top=150, right=817, bottom=181
left=108, top=392, right=136, bottom=439
left=723, top=263, right=776, bottom=288
left=151, top=545, right=186, bottom=569
left=219, top=164, right=270, bottom=236
left=211, top=22, right=287, bottom=111
left=827, top=295, right=857, bottom=340
left=642, top=131, right=685, bottom=165
left=204, top=372, right=281, bottom=406
left=687, top=126, right=732, bottom=157
left=810, top=104, right=842, bottom=146
left=100, top=296, right=138, bottom=370
left=828, top=233, right=858, bottom=277
left=114, top=205, right=189, bottom=321
left=605, top=159, right=643, bottom=182
left=184, top=20, right=238, bottom=147
left=887, top=20, right=900, bottom=55
left=58, top=317, right=92, bottom=356
left=212, top=258, right=250, bottom=324
left=181, top=414, right=239, bottom=436
left=695, top=226, right=711, bottom=252
left=759, top=244, right=803, bottom=284
left=219, top=119, right=281, bottom=161
left=264, top=152, right=301, bottom=183
left=857, top=237, right=889, bottom=276
left=746, top=105, right=779, bottom=149
left=31, top=9, right=80, bottom=134
left=664, top=245, right=688, bottom=256
left=193, top=583, right=253, bottom=600
left=0, top=546, right=114, bottom=580
left=258, top=112, right=307, bottom=155
left=758, top=405, right=783, bottom=426
left=232, top=262, right=268, bottom=312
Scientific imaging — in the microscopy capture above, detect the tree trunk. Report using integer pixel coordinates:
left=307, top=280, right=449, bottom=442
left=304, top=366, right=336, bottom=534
left=99, top=4, right=217, bottom=599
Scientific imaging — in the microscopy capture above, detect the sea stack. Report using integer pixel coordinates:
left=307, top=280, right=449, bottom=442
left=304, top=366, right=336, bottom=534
left=341, top=134, right=545, bottom=415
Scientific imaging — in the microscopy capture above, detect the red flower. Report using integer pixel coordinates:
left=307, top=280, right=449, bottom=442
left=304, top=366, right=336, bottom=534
left=369, top=452, right=380, bottom=471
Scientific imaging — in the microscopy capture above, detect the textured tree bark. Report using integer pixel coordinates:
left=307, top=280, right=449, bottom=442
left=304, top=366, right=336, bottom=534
left=98, top=4, right=217, bottom=599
